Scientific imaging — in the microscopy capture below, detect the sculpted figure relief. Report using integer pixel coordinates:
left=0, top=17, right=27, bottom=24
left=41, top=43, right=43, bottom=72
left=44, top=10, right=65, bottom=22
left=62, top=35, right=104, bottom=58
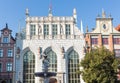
left=38, top=25, right=42, bottom=35
left=42, top=54, right=50, bottom=72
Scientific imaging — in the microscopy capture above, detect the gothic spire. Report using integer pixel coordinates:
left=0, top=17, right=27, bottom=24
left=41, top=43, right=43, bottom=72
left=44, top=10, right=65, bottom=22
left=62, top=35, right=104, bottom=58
left=25, top=8, right=29, bottom=17
left=48, top=1, right=52, bottom=16
left=86, top=25, right=88, bottom=32
left=73, top=8, right=77, bottom=23
left=102, top=8, right=106, bottom=18
left=6, top=23, right=8, bottom=28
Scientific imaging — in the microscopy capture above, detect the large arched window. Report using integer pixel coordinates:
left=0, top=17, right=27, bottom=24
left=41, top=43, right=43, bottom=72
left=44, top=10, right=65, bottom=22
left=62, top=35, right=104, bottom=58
left=45, top=49, right=57, bottom=72
left=68, top=50, right=80, bottom=83
left=23, top=51, right=35, bottom=83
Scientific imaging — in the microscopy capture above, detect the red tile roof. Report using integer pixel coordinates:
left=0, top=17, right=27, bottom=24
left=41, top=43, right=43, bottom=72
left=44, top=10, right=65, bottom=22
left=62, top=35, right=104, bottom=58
left=115, top=24, right=120, bottom=31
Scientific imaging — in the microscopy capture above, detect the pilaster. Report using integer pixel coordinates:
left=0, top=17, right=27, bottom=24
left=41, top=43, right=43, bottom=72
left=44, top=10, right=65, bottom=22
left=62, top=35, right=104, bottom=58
left=109, top=34, right=113, bottom=52
left=58, top=23, right=61, bottom=39
left=98, top=34, right=102, bottom=46
left=35, top=23, right=39, bottom=39
left=49, top=23, right=52, bottom=39
left=71, top=23, right=74, bottom=39
left=26, top=22, right=30, bottom=39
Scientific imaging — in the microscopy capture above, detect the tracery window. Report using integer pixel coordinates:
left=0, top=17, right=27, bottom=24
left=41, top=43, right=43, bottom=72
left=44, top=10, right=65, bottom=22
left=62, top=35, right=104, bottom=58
left=23, top=51, right=35, bottom=83
left=45, top=49, right=57, bottom=72
left=68, top=50, right=80, bottom=83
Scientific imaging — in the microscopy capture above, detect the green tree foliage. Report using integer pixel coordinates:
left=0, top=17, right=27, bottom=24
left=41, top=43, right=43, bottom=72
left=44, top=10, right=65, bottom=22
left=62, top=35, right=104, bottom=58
left=80, top=46, right=119, bottom=83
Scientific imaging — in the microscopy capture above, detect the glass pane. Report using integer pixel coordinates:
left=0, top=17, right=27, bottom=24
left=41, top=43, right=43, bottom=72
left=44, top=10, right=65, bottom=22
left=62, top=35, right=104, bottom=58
left=45, top=49, right=57, bottom=72
left=68, top=50, right=80, bottom=83
left=23, top=51, right=35, bottom=83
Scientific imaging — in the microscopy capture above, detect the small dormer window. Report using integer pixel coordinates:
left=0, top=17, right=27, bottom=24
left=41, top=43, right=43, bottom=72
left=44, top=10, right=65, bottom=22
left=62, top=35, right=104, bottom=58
left=3, top=37, right=9, bottom=43
left=103, top=24, right=106, bottom=29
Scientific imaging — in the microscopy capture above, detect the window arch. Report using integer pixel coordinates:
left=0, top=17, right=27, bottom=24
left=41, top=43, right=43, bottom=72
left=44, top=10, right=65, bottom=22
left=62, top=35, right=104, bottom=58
left=68, top=50, right=80, bottom=83
left=44, top=49, right=57, bottom=72
left=23, top=51, right=35, bottom=83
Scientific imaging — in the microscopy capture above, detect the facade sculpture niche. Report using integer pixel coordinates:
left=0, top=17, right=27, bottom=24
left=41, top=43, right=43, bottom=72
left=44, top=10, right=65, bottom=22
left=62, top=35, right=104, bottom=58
left=61, top=47, right=65, bottom=58
left=38, top=24, right=42, bottom=35
left=16, top=47, right=20, bottom=59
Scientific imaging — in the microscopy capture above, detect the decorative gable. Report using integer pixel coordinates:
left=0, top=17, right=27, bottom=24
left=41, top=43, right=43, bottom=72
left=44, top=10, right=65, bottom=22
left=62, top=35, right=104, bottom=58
left=89, top=11, right=120, bottom=34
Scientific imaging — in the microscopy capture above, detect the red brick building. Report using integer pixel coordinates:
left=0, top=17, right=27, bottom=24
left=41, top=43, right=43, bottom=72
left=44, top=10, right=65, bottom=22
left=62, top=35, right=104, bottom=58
left=0, top=24, right=15, bottom=83
left=85, top=11, right=120, bottom=57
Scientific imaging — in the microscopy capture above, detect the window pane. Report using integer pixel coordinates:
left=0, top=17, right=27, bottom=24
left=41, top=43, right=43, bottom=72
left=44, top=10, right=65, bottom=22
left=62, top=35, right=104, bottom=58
left=44, top=24, right=49, bottom=38
left=45, top=49, right=57, bottom=72
left=30, top=25, right=36, bottom=36
left=68, top=50, right=80, bottom=83
left=102, top=38, right=108, bottom=44
left=6, top=63, right=12, bottom=71
left=52, top=24, right=57, bottom=39
left=23, top=51, right=35, bottom=83
left=3, top=37, right=8, bottom=43
left=113, top=38, right=120, bottom=44
left=8, top=49, right=13, bottom=57
left=0, top=49, right=3, bottom=57
left=65, top=24, right=71, bottom=38
left=91, top=38, right=98, bottom=44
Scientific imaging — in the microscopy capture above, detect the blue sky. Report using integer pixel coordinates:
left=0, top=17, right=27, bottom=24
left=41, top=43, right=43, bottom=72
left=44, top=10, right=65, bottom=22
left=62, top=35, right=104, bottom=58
left=0, top=0, right=120, bottom=36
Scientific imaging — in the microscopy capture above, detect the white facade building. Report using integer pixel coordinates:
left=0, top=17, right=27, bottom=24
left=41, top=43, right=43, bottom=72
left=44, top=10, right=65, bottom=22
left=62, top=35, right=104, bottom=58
left=15, top=8, right=85, bottom=83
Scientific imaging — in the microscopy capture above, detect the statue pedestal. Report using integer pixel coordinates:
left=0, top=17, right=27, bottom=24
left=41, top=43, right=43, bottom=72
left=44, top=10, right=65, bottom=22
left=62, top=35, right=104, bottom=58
left=35, top=53, right=57, bottom=83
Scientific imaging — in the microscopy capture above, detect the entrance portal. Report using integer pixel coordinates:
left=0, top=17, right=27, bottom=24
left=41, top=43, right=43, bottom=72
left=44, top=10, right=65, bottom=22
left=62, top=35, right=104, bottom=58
left=49, top=78, right=57, bottom=83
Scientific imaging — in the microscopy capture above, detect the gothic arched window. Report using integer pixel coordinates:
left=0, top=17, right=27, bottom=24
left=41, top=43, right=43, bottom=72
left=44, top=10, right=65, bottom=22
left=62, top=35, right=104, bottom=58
left=45, top=49, right=57, bottom=72
left=23, top=51, right=35, bottom=83
left=68, top=50, right=80, bottom=83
